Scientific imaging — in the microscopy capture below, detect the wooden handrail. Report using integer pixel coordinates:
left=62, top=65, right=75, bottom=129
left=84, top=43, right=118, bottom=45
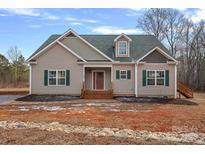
left=177, top=81, right=193, bottom=98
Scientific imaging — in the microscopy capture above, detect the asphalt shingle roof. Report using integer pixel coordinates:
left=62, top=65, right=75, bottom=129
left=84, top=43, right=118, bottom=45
left=28, top=34, right=170, bottom=62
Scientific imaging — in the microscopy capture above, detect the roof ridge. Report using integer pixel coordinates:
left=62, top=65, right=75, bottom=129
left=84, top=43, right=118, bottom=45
left=49, top=34, right=155, bottom=37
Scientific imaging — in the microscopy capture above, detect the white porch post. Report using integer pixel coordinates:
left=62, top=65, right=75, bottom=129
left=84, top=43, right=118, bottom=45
left=111, top=65, right=113, bottom=82
left=29, top=64, right=32, bottom=95
left=135, top=63, right=138, bottom=97
left=174, top=64, right=177, bottom=98
left=83, top=65, right=85, bottom=82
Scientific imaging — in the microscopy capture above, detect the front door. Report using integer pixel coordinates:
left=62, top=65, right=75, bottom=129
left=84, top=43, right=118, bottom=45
left=93, top=71, right=104, bottom=90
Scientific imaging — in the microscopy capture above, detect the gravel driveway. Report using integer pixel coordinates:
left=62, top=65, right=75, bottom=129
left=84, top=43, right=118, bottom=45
left=0, top=95, right=23, bottom=104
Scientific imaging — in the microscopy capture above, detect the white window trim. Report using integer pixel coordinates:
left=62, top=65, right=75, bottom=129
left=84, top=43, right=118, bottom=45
left=117, top=41, right=129, bottom=57
left=119, top=70, right=128, bottom=80
left=146, top=70, right=165, bottom=86
left=48, top=69, right=66, bottom=86
left=91, top=70, right=105, bottom=90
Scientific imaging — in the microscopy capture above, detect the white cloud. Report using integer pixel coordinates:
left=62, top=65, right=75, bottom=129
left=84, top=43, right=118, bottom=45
left=65, top=16, right=98, bottom=23
left=190, top=9, right=205, bottom=23
left=82, top=19, right=98, bottom=23
left=3, top=8, right=40, bottom=16
left=28, top=24, right=41, bottom=28
left=125, top=8, right=144, bottom=16
left=65, top=16, right=78, bottom=21
left=43, top=13, right=59, bottom=20
left=92, top=26, right=143, bottom=34
left=70, top=22, right=83, bottom=25
left=0, top=13, right=7, bottom=16
left=1, top=8, right=59, bottom=20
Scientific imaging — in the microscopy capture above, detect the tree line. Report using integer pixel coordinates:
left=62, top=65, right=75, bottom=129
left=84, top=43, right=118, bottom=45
left=0, top=46, right=28, bottom=88
left=137, top=8, right=205, bottom=91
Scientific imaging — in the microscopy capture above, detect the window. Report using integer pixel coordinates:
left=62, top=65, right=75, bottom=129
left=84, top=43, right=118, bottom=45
left=120, top=70, right=127, bottom=79
left=147, top=70, right=165, bottom=86
left=48, top=71, right=56, bottom=85
left=48, top=70, right=66, bottom=86
left=118, top=41, right=127, bottom=56
left=156, top=71, right=165, bottom=85
left=58, top=71, right=66, bottom=85
left=147, top=71, right=155, bottom=85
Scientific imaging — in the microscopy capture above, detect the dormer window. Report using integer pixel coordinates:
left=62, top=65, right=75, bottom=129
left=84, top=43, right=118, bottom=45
left=118, top=41, right=128, bottom=56
left=114, top=33, right=132, bottom=57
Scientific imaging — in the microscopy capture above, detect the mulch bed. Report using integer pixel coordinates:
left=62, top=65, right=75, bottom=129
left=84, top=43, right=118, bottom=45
left=115, top=97, right=198, bottom=105
left=16, top=95, right=80, bottom=102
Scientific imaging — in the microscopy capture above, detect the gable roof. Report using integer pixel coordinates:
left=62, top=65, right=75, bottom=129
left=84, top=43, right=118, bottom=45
left=27, top=34, right=172, bottom=62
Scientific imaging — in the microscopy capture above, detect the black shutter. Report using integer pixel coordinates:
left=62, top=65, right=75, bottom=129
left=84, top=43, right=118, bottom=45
left=66, top=70, right=70, bottom=86
left=127, top=70, right=131, bottom=79
left=44, top=70, right=48, bottom=86
left=142, top=70, right=146, bottom=86
left=165, top=70, right=169, bottom=86
left=116, top=70, right=120, bottom=80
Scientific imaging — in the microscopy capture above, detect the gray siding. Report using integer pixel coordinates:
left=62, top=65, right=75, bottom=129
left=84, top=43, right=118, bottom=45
left=31, top=43, right=83, bottom=95
left=60, top=37, right=108, bottom=61
left=141, top=50, right=173, bottom=63
left=137, top=63, right=175, bottom=97
left=112, top=64, right=135, bottom=95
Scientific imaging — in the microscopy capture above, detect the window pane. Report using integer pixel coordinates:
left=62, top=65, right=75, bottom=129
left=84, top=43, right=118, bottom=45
left=49, top=78, right=56, bottom=85
left=120, top=71, right=127, bottom=79
left=147, top=79, right=155, bottom=85
left=49, top=71, right=56, bottom=78
left=157, top=71, right=164, bottom=77
left=147, top=71, right=155, bottom=78
left=58, top=78, right=65, bottom=85
left=58, top=71, right=65, bottom=78
left=157, top=79, right=164, bottom=85
left=119, top=42, right=127, bottom=55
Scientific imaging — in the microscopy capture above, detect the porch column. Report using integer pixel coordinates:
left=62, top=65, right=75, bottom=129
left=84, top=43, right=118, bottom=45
left=174, top=64, right=177, bottom=99
left=135, top=63, right=138, bottom=97
left=29, top=64, right=32, bottom=95
left=111, top=65, right=113, bottom=82
left=83, top=65, right=85, bottom=82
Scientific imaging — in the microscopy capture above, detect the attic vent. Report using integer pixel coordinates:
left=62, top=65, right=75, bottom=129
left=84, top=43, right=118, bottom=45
left=65, top=32, right=76, bottom=37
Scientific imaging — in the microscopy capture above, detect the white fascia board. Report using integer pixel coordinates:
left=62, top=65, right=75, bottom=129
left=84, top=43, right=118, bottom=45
left=137, top=46, right=177, bottom=63
left=57, top=41, right=87, bottom=62
left=83, top=64, right=112, bottom=68
left=114, top=33, right=132, bottom=42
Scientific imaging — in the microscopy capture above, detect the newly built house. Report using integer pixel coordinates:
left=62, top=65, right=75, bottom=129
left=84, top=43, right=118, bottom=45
left=27, top=28, right=179, bottom=99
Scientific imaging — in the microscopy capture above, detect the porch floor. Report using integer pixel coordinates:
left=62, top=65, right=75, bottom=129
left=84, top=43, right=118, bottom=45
left=81, top=90, right=113, bottom=99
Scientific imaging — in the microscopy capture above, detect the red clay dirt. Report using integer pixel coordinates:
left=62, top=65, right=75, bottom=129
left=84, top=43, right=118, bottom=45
left=0, top=93, right=205, bottom=133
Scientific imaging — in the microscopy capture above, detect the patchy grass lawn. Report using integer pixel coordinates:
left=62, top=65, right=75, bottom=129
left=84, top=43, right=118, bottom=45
left=0, top=93, right=204, bottom=144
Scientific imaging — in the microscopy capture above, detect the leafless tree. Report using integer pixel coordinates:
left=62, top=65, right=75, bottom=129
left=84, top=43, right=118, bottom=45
left=163, top=9, right=185, bottom=57
left=137, top=8, right=167, bottom=41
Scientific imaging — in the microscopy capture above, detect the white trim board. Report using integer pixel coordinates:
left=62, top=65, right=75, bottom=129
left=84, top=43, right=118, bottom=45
left=114, top=33, right=132, bottom=42
left=137, top=46, right=178, bottom=63
left=29, top=65, right=32, bottom=94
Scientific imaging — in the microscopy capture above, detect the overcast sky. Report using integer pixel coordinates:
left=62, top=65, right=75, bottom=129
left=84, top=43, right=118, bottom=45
left=0, top=8, right=204, bottom=59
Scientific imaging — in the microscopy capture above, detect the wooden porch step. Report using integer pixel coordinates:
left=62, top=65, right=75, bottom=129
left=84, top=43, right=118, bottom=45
left=81, top=90, right=113, bottom=99
left=177, top=81, right=193, bottom=98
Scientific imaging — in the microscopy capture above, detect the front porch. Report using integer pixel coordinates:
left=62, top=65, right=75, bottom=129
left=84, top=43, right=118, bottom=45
left=81, top=65, right=113, bottom=99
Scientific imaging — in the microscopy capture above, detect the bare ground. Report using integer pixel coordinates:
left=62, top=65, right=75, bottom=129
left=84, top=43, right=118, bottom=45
left=0, top=128, right=182, bottom=145
left=0, top=93, right=204, bottom=144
